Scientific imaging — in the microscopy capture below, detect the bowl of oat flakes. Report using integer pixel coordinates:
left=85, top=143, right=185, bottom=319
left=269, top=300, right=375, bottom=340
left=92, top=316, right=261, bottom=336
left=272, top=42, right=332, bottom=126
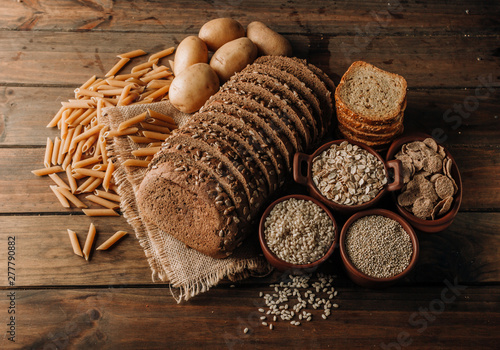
left=293, top=140, right=404, bottom=213
left=386, top=133, right=463, bottom=233
left=339, top=209, right=419, bottom=288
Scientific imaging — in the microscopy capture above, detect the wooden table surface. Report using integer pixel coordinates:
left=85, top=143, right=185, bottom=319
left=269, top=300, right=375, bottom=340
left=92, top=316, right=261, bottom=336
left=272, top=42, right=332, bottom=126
left=1, top=1, right=499, bottom=349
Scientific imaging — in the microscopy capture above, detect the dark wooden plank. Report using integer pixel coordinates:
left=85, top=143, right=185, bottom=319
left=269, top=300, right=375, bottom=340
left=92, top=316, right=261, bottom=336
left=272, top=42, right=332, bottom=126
left=1, top=0, right=498, bottom=34
left=0, top=286, right=498, bottom=349
left=1, top=31, right=499, bottom=87
left=2, top=86, right=499, bottom=146
left=0, top=211, right=499, bottom=287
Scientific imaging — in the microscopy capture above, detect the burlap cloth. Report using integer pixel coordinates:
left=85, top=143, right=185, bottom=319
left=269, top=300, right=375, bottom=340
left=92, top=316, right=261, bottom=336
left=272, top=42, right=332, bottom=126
left=101, top=101, right=271, bottom=302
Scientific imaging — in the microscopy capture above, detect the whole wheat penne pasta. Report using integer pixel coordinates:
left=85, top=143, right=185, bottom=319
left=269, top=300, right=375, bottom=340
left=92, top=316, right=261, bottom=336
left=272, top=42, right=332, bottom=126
left=132, top=98, right=154, bottom=105
left=51, top=137, right=61, bottom=165
left=73, top=168, right=106, bottom=179
left=32, top=165, right=64, bottom=176
left=117, top=92, right=138, bottom=106
left=105, top=57, right=130, bottom=77
left=147, top=109, right=176, bottom=124
left=75, top=88, right=104, bottom=99
left=65, top=165, right=78, bottom=193
left=94, top=189, right=121, bottom=202
left=131, top=59, right=158, bottom=73
left=60, top=109, right=70, bottom=139
left=131, top=146, right=161, bottom=157
left=146, top=79, right=172, bottom=89
left=93, top=140, right=101, bottom=158
left=49, top=185, right=71, bottom=208
left=76, top=176, right=96, bottom=193
left=114, top=68, right=151, bottom=81
left=136, top=88, right=155, bottom=99
left=125, top=77, right=147, bottom=86
left=57, top=134, right=67, bottom=165
left=95, top=97, right=116, bottom=108
left=84, top=177, right=103, bottom=193
left=72, top=172, right=87, bottom=180
left=117, top=84, right=134, bottom=106
left=97, top=84, right=123, bottom=91
left=80, top=75, right=97, bottom=90
left=69, top=125, right=83, bottom=154
left=140, top=71, right=172, bottom=84
left=142, top=65, right=170, bottom=78
left=47, top=106, right=66, bottom=128
left=108, top=183, right=119, bottom=193
left=98, top=128, right=108, bottom=165
left=85, top=195, right=120, bottom=210
left=61, top=128, right=75, bottom=155
left=106, top=78, right=136, bottom=88
left=148, top=47, right=175, bottom=61
left=62, top=151, right=74, bottom=170
left=82, top=209, right=119, bottom=217
left=96, top=231, right=128, bottom=250
left=72, top=140, right=85, bottom=164
left=56, top=187, right=87, bottom=208
left=44, top=137, right=54, bottom=168
left=128, top=136, right=157, bottom=144
left=61, top=100, right=94, bottom=109
left=147, top=141, right=163, bottom=147
left=92, top=164, right=108, bottom=171
left=140, top=122, right=171, bottom=134
left=121, top=159, right=150, bottom=167
left=146, top=118, right=177, bottom=130
left=72, top=124, right=105, bottom=144
left=65, top=108, right=84, bottom=125
left=82, top=134, right=98, bottom=153
left=90, top=116, right=99, bottom=128
left=142, top=130, right=169, bottom=140
left=104, top=127, right=139, bottom=138
left=67, top=229, right=83, bottom=257
left=118, top=111, right=147, bottom=131
left=76, top=109, right=97, bottom=126
left=88, top=78, right=105, bottom=90
left=100, top=88, right=126, bottom=96
left=102, top=161, right=115, bottom=191
left=82, top=223, right=96, bottom=261
left=48, top=173, right=70, bottom=190
left=118, top=49, right=147, bottom=59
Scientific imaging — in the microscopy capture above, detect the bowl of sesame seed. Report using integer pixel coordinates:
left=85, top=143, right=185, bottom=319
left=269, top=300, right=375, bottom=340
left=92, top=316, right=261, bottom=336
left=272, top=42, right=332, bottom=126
left=259, top=194, right=338, bottom=273
left=339, top=209, right=419, bottom=288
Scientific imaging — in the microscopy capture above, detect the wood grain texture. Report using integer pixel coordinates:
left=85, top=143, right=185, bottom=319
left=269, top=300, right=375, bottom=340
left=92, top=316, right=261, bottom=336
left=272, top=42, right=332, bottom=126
left=0, top=286, right=497, bottom=349
left=0, top=32, right=499, bottom=87
left=0, top=0, right=498, bottom=34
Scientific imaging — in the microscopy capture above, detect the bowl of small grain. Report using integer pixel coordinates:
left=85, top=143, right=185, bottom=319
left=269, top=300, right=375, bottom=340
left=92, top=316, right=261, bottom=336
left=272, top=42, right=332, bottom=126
left=293, top=140, right=403, bottom=214
left=259, top=194, right=338, bottom=273
left=339, top=209, right=419, bottom=288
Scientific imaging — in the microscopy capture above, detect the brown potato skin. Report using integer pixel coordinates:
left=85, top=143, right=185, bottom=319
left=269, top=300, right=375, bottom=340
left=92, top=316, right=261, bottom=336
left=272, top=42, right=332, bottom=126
left=169, top=63, right=220, bottom=113
left=199, top=18, right=245, bottom=52
left=173, top=36, right=208, bottom=76
left=210, top=37, right=258, bottom=82
left=246, top=21, right=292, bottom=56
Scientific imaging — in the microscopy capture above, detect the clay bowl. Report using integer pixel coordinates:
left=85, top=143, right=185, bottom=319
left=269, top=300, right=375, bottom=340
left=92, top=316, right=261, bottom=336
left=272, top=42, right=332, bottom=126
left=386, top=133, right=463, bottom=233
left=293, top=139, right=404, bottom=214
left=339, top=209, right=419, bottom=288
left=258, top=194, right=338, bottom=273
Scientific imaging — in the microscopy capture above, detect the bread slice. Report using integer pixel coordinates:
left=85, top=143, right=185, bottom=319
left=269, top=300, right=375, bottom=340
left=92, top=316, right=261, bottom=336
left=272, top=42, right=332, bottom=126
left=338, top=118, right=404, bottom=141
left=337, top=107, right=404, bottom=134
left=335, top=61, right=407, bottom=125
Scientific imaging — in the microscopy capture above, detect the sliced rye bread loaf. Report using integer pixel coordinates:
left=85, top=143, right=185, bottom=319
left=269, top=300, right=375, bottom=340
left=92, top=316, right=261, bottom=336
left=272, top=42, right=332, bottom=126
left=172, top=127, right=267, bottom=215
left=155, top=137, right=252, bottom=224
left=240, top=63, right=325, bottom=137
left=219, top=81, right=306, bottom=151
left=200, top=97, right=291, bottom=176
left=335, top=61, right=407, bottom=126
left=137, top=159, right=241, bottom=258
left=230, top=71, right=319, bottom=143
left=254, top=55, right=334, bottom=133
left=192, top=111, right=280, bottom=193
left=181, top=121, right=269, bottom=200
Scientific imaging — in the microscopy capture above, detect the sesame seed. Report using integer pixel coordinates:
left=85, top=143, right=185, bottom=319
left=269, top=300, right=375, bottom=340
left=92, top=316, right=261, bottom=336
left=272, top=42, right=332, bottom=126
left=244, top=327, right=249, bottom=334
left=269, top=324, right=274, bottom=330
left=262, top=322, right=268, bottom=326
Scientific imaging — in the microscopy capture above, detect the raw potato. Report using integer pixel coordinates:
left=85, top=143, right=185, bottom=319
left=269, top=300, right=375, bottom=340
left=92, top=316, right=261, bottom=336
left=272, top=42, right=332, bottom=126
left=169, top=63, right=220, bottom=113
left=246, top=21, right=292, bottom=56
left=199, top=17, right=245, bottom=51
left=173, top=36, right=208, bottom=76
left=210, top=37, right=258, bottom=82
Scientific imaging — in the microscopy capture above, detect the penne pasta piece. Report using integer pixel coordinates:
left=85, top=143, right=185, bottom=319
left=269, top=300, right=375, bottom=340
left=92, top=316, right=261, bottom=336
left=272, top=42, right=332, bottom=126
left=44, top=137, right=54, bottom=168
left=142, top=130, right=169, bottom=141
left=82, top=134, right=98, bottom=153
left=49, top=185, right=71, bottom=208
left=121, top=159, right=150, bottom=167
left=32, top=165, right=64, bottom=176
left=108, top=183, right=119, bottom=193
left=56, top=187, right=87, bottom=208
left=131, top=59, right=158, bottom=73
left=62, top=151, right=74, bottom=170
left=128, top=136, right=157, bottom=144
left=132, top=98, right=155, bottom=105
left=140, top=71, right=173, bottom=84
left=73, top=168, right=106, bottom=179
left=118, top=111, right=147, bottom=131
left=76, top=176, right=96, bottom=193
left=60, top=109, right=70, bottom=140
left=147, top=141, right=163, bottom=147
left=67, top=229, right=84, bottom=257
left=69, top=124, right=83, bottom=154
left=114, top=68, right=151, bottom=81
left=83, top=177, right=103, bottom=193
left=75, top=88, right=104, bottom=99
left=102, top=161, right=115, bottom=192
left=48, top=173, right=70, bottom=190
left=118, top=49, right=147, bottom=59
left=77, top=109, right=97, bottom=126
left=72, top=140, right=86, bottom=164
left=125, top=77, right=147, bottom=86
left=146, top=118, right=177, bottom=130
left=98, top=129, right=109, bottom=165
left=117, top=84, right=133, bottom=105
left=88, top=78, right=105, bottom=90
left=82, top=209, right=119, bottom=217
left=105, top=57, right=130, bottom=77
left=148, top=47, right=175, bottom=62
left=61, top=128, right=75, bottom=155
left=106, top=78, right=137, bottom=88
left=140, top=122, right=171, bottom=134
left=80, top=75, right=97, bottom=90
left=100, top=88, right=126, bottom=96
left=85, top=195, right=120, bottom=210
left=92, top=164, right=108, bottom=171
left=94, top=189, right=120, bottom=202
left=146, top=109, right=176, bottom=124
left=96, top=231, right=128, bottom=250
left=61, top=100, right=94, bottom=109
left=146, top=79, right=172, bottom=89
left=104, top=127, right=139, bottom=138
left=65, top=108, right=84, bottom=125
left=72, top=124, right=105, bottom=144
left=66, top=165, right=78, bottom=193
left=82, top=223, right=96, bottom=261
left=116, top=92, right=139, bottom=106
left=47, top=106, right=66, bottom=128
left=131, top=146, right=161, bottom=157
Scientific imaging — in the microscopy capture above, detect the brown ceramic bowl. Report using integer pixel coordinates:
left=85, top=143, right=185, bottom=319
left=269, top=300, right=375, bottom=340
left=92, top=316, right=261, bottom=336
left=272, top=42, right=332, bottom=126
left=258, top=194, right=338, bottom=273
left=339, top=209, right=419, bottom=288
left=386, top=133, right=463, bottom=233
left=293, top=139, right=404, bottom=214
